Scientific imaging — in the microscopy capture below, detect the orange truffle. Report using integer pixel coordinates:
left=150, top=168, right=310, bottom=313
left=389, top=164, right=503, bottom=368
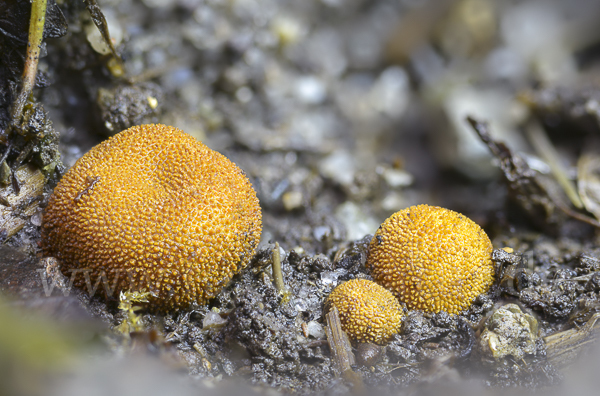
left=42, top=124, right=262, bottom=310
left=325, top=279, right=403, bottom=344
left=366, top=204, right=494, bottom=314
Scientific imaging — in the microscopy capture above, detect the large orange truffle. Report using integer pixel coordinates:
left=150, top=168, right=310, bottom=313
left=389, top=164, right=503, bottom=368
left=366, top=204, right=494, bottom=314
left=42, top=124, right=262, bottom=310
left=325, top=279, right=403, bottom=345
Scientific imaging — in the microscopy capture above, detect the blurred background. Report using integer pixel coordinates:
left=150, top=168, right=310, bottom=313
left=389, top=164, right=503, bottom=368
left=38, top=0, right=600, bottom=246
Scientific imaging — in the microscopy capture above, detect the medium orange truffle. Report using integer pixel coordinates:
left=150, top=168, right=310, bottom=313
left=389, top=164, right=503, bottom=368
left=366, top=204, right=494, bottom=315
left=325, top=279, right=403, bottom=344
left=42, top=124, right=262, bottom=310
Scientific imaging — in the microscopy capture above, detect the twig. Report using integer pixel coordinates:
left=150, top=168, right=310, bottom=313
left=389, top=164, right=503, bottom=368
left=544, top=312, right=600, bottom=368
left=325, top=307, right=364, bottom=393
left=0, top=142, right=11, bottom=166
left=552, top=197, right=600, bottom=228
left=272, top=242, right=285, bottom=293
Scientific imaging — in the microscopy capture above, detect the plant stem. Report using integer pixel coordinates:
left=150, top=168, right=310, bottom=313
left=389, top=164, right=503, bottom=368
left=10, top=0, right=48, bottom=129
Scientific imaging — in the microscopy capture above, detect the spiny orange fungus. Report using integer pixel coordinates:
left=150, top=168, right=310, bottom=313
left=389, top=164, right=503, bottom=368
left=325, top=279, right=403, bottom=344
left=366, top=204, right=494, bottom=315
left=42, top=124, right=262, bottom=310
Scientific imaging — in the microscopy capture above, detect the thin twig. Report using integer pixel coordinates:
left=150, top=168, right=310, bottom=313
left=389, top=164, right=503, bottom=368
left=544, top=313, right=600, bottom=368
left=325, top=307, right=364, bottom=393
left=272, top=242, right=285, bottom=293
left=0, top=142, right=12, bottom=166
left=553, top=197, right=600, bottom=228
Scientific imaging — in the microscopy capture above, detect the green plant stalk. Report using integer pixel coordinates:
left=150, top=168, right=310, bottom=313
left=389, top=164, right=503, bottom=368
left=10, top=0, right=48, bottom=128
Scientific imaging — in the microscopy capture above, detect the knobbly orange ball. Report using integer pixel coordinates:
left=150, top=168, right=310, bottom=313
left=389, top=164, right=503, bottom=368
left=366, top=204, right=494, bottom=314
left=325, top=279, right=403, bottom=344
left=42, top=124, right=262, bottom=310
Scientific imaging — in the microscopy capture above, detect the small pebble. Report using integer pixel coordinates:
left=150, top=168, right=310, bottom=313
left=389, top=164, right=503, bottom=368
left=282, top=191, right=303, bottom=211
left=203, top=310, right=228, bottom=329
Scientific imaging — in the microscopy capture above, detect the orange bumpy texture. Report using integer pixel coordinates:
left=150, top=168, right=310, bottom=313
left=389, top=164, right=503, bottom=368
left=42, top=124, right=262, bottom=310
left=325, top=279, right=403, bottom=344
left=366, top=204, right=494, bottom=314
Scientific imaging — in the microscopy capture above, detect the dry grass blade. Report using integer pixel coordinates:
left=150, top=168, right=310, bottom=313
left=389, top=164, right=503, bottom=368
left=544, top=313, right=600, bottom=369
left=527, top=122, right=583, bottom=209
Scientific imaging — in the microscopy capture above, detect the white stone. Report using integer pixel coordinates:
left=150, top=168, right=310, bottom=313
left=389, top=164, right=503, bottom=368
left=320, top=268, right=347, bottom=286
left=306, top=321, right=326, bottom=339
left=203, top=311, right=227, bottom=329
left=295, top=76, right=327, bottom=105
left=382, top=168, right=413, bottom=188
left=334, top=201, right=379, bottom=241
left=319, top=151, right=355, bottom=187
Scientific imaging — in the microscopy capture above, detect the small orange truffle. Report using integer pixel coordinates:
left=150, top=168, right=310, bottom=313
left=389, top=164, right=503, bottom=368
left=366, top=204, right=494, bottom=315
left=325, top=279, right=403, bottom=344
left=42, top=124, right=262, bottom=311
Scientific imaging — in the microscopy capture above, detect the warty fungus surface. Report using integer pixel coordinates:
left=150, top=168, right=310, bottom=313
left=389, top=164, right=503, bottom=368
left=325, top=278, right=403, bottom=344
left=366, top=204, right=494, bottom=315
left=42, top=124, right=262, bottom=310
